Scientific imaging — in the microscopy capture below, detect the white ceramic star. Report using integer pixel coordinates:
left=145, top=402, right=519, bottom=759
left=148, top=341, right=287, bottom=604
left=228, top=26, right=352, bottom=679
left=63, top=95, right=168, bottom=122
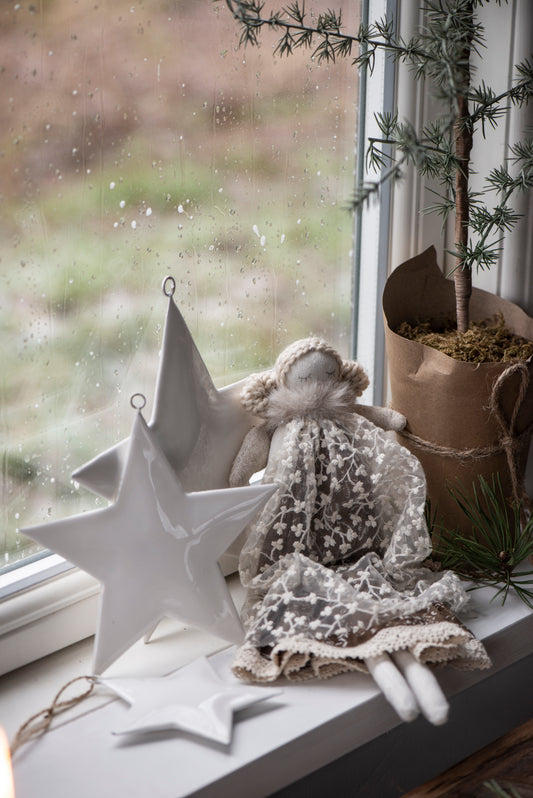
left=72, top=281, right=254, bottom=500
left=22, top=411, right=276, bottom=674
left=100, top=655, right=282, bottom=745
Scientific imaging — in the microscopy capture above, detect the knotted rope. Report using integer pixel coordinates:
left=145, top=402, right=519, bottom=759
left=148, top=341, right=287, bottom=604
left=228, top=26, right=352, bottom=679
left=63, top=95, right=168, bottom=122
left=399, top=361, right=533, bottom=510
left=10, top=675, right=96, bottom=756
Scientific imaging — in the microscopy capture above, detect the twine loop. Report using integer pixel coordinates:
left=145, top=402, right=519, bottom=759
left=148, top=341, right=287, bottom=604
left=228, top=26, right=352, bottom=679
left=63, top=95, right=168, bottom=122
left=490, top=361, right=532, bottom=512
left=10, top=676, right=96, bottom=757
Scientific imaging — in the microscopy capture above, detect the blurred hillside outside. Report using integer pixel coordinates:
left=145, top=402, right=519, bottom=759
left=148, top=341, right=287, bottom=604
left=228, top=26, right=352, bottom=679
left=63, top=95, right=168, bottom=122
left=0, top=0, right=360, bottom=567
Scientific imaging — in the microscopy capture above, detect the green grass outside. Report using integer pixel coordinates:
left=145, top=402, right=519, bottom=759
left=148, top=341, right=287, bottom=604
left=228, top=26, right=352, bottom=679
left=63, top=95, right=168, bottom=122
left=0, top=0, right=358, bottom=565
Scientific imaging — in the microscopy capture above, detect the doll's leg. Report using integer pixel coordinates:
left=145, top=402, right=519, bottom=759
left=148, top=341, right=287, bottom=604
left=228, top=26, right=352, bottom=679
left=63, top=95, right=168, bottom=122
left=365, top=654, right=419, bottom=722
left=391, top=650, right=449, bottom=726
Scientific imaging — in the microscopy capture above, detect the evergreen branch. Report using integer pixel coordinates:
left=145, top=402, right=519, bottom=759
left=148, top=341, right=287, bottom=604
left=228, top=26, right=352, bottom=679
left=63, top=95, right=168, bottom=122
left=225, top=0, right=440, bottom=69
left=485, top=777, right=526, bottom=797
left=470, top=59, right=533, bottom=130
left=225, top=0, right=533, bottom=307
left=423, top=186, right=456, bottom=228
left=350, top=161, right=404, bottom=209
left=447, top=236, right=503, bottom=273
left=431, top=474, right=533, bottom=609
left=447, top=138, right=533, bottom=273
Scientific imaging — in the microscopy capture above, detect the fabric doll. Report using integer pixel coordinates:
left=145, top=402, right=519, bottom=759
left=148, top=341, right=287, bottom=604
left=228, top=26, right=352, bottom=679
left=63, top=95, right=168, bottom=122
left=229, top=338, right=491, bottom=725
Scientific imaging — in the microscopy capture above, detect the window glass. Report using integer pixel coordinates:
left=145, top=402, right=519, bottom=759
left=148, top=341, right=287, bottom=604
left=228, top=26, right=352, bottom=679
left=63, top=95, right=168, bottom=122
left=1, top=0, right=359, bottom=568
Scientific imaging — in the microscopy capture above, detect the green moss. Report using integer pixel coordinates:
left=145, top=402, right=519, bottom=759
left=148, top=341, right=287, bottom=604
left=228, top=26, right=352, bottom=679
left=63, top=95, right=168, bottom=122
left=397, top=315, right=533, bottom=363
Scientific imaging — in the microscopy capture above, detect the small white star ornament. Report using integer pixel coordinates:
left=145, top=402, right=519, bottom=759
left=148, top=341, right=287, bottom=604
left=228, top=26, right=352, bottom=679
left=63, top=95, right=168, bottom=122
left=72, top=277, right=254, bottom=500
left=22, top=409, right=276, bottom=674
left=100, top=655, right=282, bottom=745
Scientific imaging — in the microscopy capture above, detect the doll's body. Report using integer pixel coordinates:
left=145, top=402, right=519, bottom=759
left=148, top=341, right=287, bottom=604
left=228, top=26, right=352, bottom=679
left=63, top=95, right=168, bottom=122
left=230, top=339, right=491, bottom=724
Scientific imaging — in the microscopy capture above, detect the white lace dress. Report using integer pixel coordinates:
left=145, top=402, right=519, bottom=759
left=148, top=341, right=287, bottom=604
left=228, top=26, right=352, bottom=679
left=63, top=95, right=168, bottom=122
left=232, top=383, right=491, bottom=682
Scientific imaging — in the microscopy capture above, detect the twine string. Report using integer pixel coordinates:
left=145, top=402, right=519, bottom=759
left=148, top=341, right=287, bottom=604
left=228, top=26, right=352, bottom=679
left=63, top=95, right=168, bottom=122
left=10, top=675, right=96, bottom=757
left=399, top=361, right=533, bottom=510
left=489, top=362, right=532, bottom=512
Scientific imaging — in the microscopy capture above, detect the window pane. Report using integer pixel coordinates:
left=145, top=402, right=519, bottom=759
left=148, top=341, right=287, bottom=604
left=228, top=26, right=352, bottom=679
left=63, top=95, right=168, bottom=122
left=1, top=0, right=359, bottom=568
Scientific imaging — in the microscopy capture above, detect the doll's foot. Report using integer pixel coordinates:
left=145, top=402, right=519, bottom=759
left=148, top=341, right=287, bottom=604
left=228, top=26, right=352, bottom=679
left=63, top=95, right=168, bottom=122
left=365, top=653, right=419, bottom=723
left=392, top=650, right=449, bottom=726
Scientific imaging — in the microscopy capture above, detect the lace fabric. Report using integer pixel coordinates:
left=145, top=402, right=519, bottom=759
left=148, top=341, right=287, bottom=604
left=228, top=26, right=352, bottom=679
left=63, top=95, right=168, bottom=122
left=233, top=383, right=491, bottom=682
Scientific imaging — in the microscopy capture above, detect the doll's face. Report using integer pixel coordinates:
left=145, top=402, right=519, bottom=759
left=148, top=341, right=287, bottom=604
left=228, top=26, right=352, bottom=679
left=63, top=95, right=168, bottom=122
left=285, top=350, right=340, bottom=389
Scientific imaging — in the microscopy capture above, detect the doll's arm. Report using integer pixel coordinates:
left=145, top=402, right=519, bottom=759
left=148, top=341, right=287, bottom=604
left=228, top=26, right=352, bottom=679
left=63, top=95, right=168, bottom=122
left=365, top=651, right=449, bottom=726
left=354, top=404, right=406, bottom=432
left=229, top=425, right=271, bottom=487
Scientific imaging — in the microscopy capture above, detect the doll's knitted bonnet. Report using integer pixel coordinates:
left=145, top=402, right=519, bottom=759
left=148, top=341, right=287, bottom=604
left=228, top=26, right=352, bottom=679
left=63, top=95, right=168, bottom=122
left=241, top=337, right=369, bottom=416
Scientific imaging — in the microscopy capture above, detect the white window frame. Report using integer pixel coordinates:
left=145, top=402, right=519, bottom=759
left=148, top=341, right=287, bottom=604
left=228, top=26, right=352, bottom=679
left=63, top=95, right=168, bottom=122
left=2, top=0, right=532, bottom=677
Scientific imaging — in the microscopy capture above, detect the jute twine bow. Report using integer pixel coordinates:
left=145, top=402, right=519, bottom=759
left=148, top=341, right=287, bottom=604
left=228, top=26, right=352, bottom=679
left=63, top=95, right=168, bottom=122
left=10, top=675, right=96, bottom=757
left=399, top=361, right=533, bottom=511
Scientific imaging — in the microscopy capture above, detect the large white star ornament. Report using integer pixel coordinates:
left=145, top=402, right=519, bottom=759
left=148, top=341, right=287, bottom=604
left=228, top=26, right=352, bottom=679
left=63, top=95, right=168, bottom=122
left=22, top=410, right=276, bottom=674
left=72, top=278, right=254, bottom=500
left=100, top=656, right=282, bottom=745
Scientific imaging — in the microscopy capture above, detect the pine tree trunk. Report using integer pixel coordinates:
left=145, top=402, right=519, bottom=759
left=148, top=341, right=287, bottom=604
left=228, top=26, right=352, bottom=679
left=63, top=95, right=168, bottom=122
left=453, top=7, right=474, bottom=334
left=454, top=96, right=473, bottom=333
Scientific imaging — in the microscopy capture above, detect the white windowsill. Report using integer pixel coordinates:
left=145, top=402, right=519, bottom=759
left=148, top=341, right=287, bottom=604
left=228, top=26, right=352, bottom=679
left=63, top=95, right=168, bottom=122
left=2, top=580, right=533, bottom=798
left=0, top=550, right=240, bottom=678
left=0, top=558, right=100, bottom=677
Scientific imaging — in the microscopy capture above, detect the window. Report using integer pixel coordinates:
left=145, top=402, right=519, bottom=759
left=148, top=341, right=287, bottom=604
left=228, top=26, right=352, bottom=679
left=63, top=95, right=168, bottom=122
left=1, top=0, right=360, bottom=578
left=1, top=0, right=530, bottom=680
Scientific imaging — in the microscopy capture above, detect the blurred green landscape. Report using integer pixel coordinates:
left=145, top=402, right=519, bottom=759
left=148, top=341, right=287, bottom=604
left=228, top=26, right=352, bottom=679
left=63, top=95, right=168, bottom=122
left=0, top=0, right=359, bottom=565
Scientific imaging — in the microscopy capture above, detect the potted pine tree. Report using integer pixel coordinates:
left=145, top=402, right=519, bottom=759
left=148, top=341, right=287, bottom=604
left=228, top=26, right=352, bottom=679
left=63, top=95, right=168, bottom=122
left=226, top=0, right=533, bottom=534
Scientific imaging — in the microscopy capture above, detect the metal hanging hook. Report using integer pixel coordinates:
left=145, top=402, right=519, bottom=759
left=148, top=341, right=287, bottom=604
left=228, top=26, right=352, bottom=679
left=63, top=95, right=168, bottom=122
left=130, top=393, right=147, bottom=411
left=162, top=276, right=176, bottom=297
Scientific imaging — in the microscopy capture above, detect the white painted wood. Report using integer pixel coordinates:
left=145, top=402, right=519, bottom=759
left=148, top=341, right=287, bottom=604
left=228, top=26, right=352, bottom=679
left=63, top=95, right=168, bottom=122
left=499, top=0, right=533, bottom=312
left=0, top=567, right=99, bottom=676
left=356, top=0, right=397, bottom=405
left=3, top=583, right=532, bottom=798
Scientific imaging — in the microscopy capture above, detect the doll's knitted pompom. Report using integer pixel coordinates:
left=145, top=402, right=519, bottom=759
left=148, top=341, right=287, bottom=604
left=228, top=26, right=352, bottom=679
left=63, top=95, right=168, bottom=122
left=340, top=360, right=370, bottom=397
left=240, top=371, right=277, bottom=416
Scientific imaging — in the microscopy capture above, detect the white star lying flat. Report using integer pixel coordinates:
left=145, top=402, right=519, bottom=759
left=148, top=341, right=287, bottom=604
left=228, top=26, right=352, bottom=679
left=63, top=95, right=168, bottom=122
left=72, top=286, right=254, bottom=501
left=100, top=655, right=282, bottom=745
left=23, top=411, right=276, bottom=674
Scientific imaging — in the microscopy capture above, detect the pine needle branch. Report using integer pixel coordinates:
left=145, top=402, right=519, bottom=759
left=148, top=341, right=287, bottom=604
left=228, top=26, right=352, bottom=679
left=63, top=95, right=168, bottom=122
left=430, top=474, right=533, bottom=609
left=224, top=0, right=533, bottom=309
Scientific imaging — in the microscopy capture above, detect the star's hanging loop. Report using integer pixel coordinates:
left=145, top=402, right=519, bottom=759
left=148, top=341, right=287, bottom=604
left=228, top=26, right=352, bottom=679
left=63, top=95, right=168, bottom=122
left=162, top=275, right=176, bottom=297
left=130, top=393, right=147, bottom=411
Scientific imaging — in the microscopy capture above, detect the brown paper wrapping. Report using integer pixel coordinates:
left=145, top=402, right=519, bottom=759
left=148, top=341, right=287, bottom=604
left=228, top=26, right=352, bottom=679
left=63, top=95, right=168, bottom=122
left=383, top=247, right=533, bottom=534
